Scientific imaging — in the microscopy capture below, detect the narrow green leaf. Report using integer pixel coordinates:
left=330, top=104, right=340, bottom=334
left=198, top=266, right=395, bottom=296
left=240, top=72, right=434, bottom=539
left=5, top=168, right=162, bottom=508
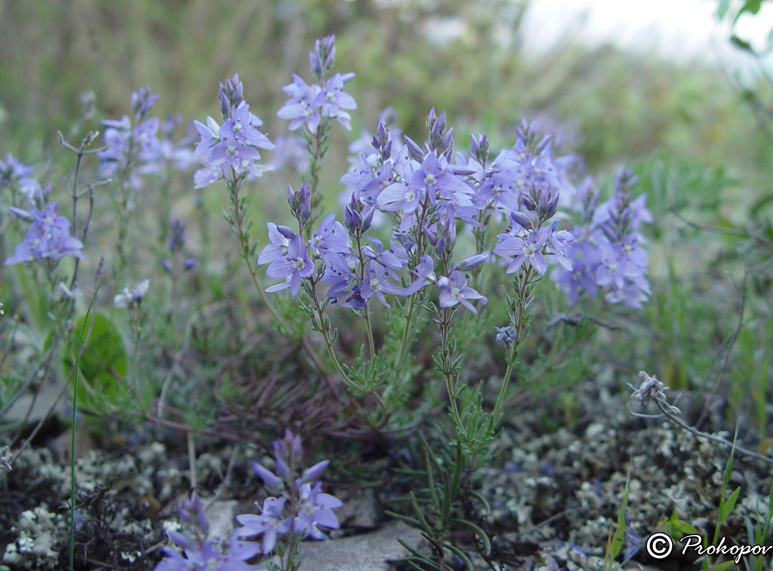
left=730, top=35, right=755, bottom=52
left=717, top=0, right=731, bottom=19
left=452, top=518, right=492, bottom=555
left=720, top=487, right=741, bottom=521
left=444, top=543, right=474, bottom=571
left=708, top=561, right=737, bottom=571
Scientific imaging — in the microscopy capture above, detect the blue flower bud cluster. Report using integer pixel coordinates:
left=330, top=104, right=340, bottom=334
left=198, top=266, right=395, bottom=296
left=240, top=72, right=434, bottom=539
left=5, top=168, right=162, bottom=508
left=551, top=168, right=651, bottom=309
left=98, top=85, right=195, bottom=189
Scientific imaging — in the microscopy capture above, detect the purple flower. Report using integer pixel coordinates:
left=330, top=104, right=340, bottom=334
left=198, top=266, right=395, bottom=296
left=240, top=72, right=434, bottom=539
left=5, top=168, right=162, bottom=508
left=293, top=481, right=343, bottom=540
left=257, top=223, right=295, bottom=265
left=131, top=84, right=159, bottom=121
left=220, top=102, right=273, bottom=150
left=155, top=495, right=262, bottom=571
left=314, top=73, right=357, bottom=130
left=265, top=234, right=313, bottom=296
left=270, top=134, right=310, bottom=174
left=493, top=226, right=552, bottom=275
left=361, top=237, right=405, bottom=276
left=114, top=279, right=149, bottom=308
left=236, top=497, right=291, bottom=555
left=0, top=153, right=34, bottom=187
left=278, top=36, right=356, bottom=133
left=475, top=169, right=519, bottom=211
left=410, top=152, right=474, bottom=208
left=277, top=76, right=323, bottom=132
left=193, top=81, right=274, bottom=188
left=4, top=203, right=84, bottom=265
left=377, top=179, right=421, bottom=214
left=321, top=252, right=359, bottom=303
left=361, top=261, right=404, bottom=307
left=402, top=255, right=436, bottom=295
left=437, top=270, right=487, bottom=314
left=310, top=214, right=349, bottom=261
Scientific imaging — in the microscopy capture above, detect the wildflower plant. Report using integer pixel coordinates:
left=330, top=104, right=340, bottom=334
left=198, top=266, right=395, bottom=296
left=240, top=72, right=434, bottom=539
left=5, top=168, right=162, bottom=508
left=235, top=430, right=341, bottom=571
left=155, top=495, right=262, bottom=571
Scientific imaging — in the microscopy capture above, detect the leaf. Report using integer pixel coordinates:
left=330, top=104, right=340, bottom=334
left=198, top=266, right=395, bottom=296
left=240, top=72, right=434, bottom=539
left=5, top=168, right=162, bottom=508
left=452, top=518, right=491, bottom=556
left=64, top=311, right=128, bottom=411
left=717, top=0, right=732, bottom=19
left=719, top=487, right=741, bottom=521
left=734, top=0, right=765, bottom=25
left=730, top=35, right=755, bottom=53
left=708, top=561, right=738, bottom=571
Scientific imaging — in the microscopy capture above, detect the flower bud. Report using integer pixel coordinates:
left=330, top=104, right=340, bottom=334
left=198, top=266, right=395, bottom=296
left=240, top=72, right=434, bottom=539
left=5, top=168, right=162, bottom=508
left=302, top=460, right=330, bottom=483
left=253, top=462, right=282, bottom=488
left=457, top=253, right=489, bottom=271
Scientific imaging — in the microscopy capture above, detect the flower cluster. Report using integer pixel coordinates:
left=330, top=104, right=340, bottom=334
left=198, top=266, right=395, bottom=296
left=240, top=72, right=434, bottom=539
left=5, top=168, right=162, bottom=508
left=261, top=109, right=588, bottom=316
left=193, top=74, right=275, bottom=189
left=4, top=203, right=84, bottom=265
left=0, top=152, right=34, bottom=188
left=277, top=35, right=357, bottom=132
left=236, top=430, right=342, bottom=555
left=492, top=182, right=574, bottom=276
left=99, top=86, right=175, bottom=188
left=0, top=154, right=51, bottom=208
left=154, top=495, right=261, bottom=571
left=551, top=168, right=651, bottom=308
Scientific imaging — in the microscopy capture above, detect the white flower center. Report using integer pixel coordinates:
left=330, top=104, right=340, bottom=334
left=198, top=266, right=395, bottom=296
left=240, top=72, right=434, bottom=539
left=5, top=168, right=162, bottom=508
left=451, top=286, right=462, bottom=300
left=424, top=173, right=436, bottom=186
left=226, top=145, right=237, bottom=157
left=405, top=189, right=415, bottom=201
left=292, top=258, right=305, bottom=270
left=370, top=279, right=383, bottom=292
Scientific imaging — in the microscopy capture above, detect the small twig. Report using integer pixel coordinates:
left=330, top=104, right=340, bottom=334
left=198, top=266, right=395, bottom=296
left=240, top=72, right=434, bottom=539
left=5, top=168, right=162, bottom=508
left=206, top=446, right=240, bottom=507
left=655, top=399, right=773, bottom=465
left=628, top=371, right=773, bottom=465
left=187, top=431, right=197, bottom=493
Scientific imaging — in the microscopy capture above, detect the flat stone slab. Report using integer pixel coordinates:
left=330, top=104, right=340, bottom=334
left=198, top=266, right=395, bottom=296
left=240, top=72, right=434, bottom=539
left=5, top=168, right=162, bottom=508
left=294, top=521, right=425, bottom=571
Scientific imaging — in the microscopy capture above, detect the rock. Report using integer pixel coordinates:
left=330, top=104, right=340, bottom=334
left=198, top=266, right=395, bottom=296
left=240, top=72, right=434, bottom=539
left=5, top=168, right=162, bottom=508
left=291, top=521, right=426, bottom=571
left=335, top=487, right=382, bottom=529
left=206, top=500, right=243, bottom=541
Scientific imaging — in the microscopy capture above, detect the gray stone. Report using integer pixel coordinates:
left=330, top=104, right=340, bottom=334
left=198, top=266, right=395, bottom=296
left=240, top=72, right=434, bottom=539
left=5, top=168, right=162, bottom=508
left=335, top=488, right=382, bottom=529
left=293, top=521, right=426, bottom=571
left=206, top=500, right=243, bottom=541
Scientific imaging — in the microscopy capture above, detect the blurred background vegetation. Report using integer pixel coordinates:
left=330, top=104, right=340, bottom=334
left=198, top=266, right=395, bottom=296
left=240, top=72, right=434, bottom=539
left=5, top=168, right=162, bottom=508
left=1, top=0, right=772, bottom=181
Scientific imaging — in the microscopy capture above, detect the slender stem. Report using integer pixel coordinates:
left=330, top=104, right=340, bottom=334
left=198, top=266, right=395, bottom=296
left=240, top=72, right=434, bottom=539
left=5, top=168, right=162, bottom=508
left=393, top=294, right=416, bottom=368
left=227, top=178, right=326, bottom=376
left=187, top=432, right=197, bottom=492
left=438, top=307, right=463, bottom=429
left=363, top=309, right=376, bottom=361
left=69, top=276, right=102, bottom=571
left=491, top=265, right=534, bottom=428
left=304, top=122, right=331, bottom=239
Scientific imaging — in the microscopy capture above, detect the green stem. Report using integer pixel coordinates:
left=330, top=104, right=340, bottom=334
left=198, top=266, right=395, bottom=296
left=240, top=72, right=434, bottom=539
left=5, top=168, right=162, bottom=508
left=439, top=307, right=463, bottom=430
left=491, top=265, right=534, bottom=428
left=227, top=178, right=326, bottom=375
left=393, top=294, right=416, bottom=368
left=69, top=276, right=102, bottom=571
